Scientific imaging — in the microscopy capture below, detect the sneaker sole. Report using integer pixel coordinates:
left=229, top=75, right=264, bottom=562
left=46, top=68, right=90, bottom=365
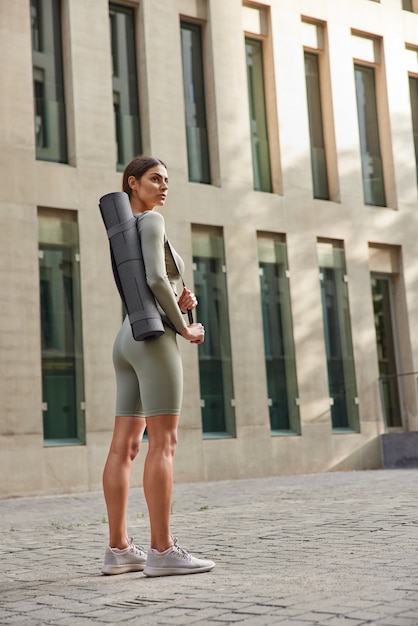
left=143, top=564, right=215, bottom=577
left=101, top=564, right=145, bottom=575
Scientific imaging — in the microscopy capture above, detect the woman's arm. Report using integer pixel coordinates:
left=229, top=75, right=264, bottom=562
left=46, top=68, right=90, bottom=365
left=138, top=211, right=188, bottom=333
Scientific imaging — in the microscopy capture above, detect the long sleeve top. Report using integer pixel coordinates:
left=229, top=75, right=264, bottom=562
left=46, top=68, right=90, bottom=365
left=135, top=210, right=188, bottom=333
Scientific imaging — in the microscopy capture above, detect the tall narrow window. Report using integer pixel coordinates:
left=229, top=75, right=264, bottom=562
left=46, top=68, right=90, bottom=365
left=409, top=76, right=418, bottom=183
left=192, top=228, right=235, bottom=436
left=38, top=209, right=85, bottom=444
left=317, top=240, right=360, bottom=432
left=110, top=4, right=141, bottom=171
left=180, top=21, right=211, bottom=184
left=245, top=38, right=272, bottom=192
left=304, top=52, right=329, bottom=200
left=371, top=275, right=403, bottom=428
left=258, top=235, right=300, bottom=433
left=30, top=0, right=67, bottom=163
left=354, top=64, right=386, bottom=206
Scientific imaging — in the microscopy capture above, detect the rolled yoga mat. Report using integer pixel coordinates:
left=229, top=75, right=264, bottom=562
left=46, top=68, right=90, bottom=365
left=99, top=191, right=165, bottom=341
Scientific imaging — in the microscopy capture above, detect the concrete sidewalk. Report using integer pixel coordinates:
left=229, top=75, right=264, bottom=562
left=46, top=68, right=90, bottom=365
left=1, top=469, right=418, bottom=625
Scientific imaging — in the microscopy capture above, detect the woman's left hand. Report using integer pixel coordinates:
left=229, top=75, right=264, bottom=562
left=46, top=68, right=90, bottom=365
left=178, top=287, right=197, bottom=314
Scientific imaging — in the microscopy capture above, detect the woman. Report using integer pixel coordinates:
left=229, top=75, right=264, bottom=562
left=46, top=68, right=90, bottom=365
left=101, top=156, right=215, bottom=577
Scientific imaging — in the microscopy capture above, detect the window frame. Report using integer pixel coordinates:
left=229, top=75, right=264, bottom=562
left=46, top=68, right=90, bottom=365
left=304, top=49, right=330, bottom=200
left=245, top=35, right=273, bottom=193
left=31, top=0, right=68, bottom=164
left=192, top=225, right=236, bottom=438
left=317, top=238, right=360, bottom=433
left=109, top=2, right=142, bottom=172
left=38, top=208, right=86, bottom=446
left=353, top=60, right=386, bottom=207
left=180, top=19, right=212, bottom=185
left=257, top=232, right=301, bottom=435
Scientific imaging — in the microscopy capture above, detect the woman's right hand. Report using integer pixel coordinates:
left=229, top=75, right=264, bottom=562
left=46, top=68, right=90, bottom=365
left=180, top=323, right=205, bottom=344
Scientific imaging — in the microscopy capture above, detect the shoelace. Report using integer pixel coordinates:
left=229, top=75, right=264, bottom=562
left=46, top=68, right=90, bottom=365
left=129, top=538, right=146, bottom=555
left=171, top=537, right=192, bottom=560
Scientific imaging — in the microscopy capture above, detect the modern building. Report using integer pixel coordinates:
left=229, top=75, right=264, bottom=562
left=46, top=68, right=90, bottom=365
left=1, top=0, right=418, bottom=497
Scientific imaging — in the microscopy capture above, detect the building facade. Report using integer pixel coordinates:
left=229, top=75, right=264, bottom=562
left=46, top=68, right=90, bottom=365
left=1, top=0, right=418, bottom=497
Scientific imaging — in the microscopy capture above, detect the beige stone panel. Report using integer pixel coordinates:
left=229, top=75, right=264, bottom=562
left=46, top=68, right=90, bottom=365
left=375, top=7, right=416, bottom=209
left=329, top=425, right=382, bottom=471
left=270, top=434, right=305, bottom=475
left=0, top=149, right=37, bottom=206
left=345, top=239, right=381, bottom=426
left=42, top=446, right=89, bottom=495
left=178, top=0, right=207, bottom=21
left=174, top=427, right=206, bottom=483
left=34, top=161, right=79, bottom=209
left=235, top=426, right=273, bottom=478
left=202, top=438, right=239, bottom=481
left=166, top=182, right=254, bottom=230
left=362, top=203, right=413, bottom=246
left=0, top=436, right=44, bottom=497
left=270, top=2, right=312, bottom=195
left=162, top=180, right=223, bottom=226
left=141, top=0, right=188, bottom=178
left=0, top=203, right=42, bottom=436
left=65, top=0, right=115, bottom=169
left=299, top=423, right=334, bottom=473
left=207, top=0, right=253, bottom=187
left=286, top=233, right=330, bottom=427
left=368, top=243, right=401, bottom=273
left=224, top=223, right=270, bottom=430
left=402, top=11, right=418, bottom=46
left=326, top=24, right=364, bottom=207
left=0, top=0, right=34, bottom=151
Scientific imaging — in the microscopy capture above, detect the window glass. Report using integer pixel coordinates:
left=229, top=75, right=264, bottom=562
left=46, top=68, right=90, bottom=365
left=304, top=52, right=329, bottom=200
left=258, top=235, right=300, bottom=433
left=30, top=0, right=67, bottom=163
left=38, top=209, right=86, bottom=445
left=409, top=76, right=418, bottom=183
left=245, top=38, right=272, bottom=192
left=371, top=275, right=402, bottom=428
left=110, top=4, right=141, bottom=171
left=181, top=22, right=211, bottom=184
left=354, top=64, right=386, bottom=206
left=192, top=228, right=235, bottom=436
left=317, top=240, right=360, bottom=432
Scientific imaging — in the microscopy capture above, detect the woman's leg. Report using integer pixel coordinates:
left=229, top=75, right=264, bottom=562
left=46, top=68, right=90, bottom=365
left=143, top=414, right=179, bottom=552
left=103, top=415, right=146, bottom=549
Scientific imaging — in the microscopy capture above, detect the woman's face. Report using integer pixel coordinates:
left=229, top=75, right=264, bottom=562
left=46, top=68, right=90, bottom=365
left=128, top=164, right=169, bottom=212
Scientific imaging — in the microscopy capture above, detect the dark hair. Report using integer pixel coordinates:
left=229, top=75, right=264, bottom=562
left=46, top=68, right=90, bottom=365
left=122, top=155, right=167, bottom=197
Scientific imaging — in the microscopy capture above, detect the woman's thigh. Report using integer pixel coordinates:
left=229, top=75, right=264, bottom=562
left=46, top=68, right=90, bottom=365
left=137, top=330, right=183, bottom=417
left=114, top=323, right=183, bottom=418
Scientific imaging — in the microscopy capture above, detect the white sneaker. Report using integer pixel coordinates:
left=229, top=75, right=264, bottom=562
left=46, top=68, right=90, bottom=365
left=143, top=538, right=216, bottom=577
left=101, top=539, right=147, bottom=575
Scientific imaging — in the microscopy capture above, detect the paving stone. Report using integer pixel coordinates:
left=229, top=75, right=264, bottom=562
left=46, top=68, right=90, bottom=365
left=1, top=470, right=418, bottom=625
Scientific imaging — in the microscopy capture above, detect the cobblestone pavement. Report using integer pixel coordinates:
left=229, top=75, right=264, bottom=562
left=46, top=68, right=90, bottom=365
left=1, top=469, right=418, bottom=625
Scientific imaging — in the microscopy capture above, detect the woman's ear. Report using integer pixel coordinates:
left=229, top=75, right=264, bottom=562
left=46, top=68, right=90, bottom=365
left=127, top=175, right=137, bottom=190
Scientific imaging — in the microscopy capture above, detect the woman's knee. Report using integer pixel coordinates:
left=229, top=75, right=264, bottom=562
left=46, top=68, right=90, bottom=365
left=110, top=417, right=145, bottom=461
left=146, top=415, right=179, bottom=456
left=109, top=434, right=141, bottom=461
